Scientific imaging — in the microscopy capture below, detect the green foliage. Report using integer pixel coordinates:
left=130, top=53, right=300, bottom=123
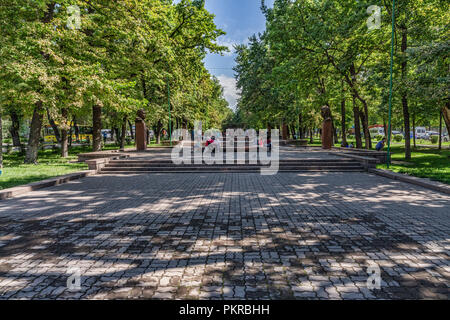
left=234, top=0, right=448, bottom=154
left=378, top=146, right=450, bottom=184
left=0, top=149, right=87, bottom=190
left=0, top=0, right=231, bottom=160
left=394, top=135, right=404, bottom=142
left=430, top=135, right=439, bottom=144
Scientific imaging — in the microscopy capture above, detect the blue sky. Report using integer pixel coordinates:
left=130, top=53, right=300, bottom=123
left=203, top=0, right=274, bottom=109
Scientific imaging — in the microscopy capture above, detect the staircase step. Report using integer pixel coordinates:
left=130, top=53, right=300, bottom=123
left=99, top=168, right=365, bottom=174
left=104, top=163, right=361, bottom=168
left=108, top=160, right=359, bottom=165
left=102, top=165, right=363, bottom=172
left=99, top=156, right=366, bottom=174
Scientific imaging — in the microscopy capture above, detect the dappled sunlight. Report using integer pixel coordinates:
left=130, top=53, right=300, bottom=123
left=0, top=172, right=448, bottom=299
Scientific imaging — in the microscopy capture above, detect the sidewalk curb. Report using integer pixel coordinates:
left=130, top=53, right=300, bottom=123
left=368, top=168, right=450, bottom=195
left=0, top=170, right=96, bottom=201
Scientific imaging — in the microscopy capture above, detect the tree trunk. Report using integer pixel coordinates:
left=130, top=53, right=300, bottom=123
left=68, top=125, right=73, bottom=147
left=442, top=103, right=450, bottom=138
left=9, top=110, right=22, bottom=149
left=352, top=96, right=362, bottom=149
left=60, top=108, right=69, bottom=158
left=298, top=113, right=304, bottom=139
left=309, top=129, right=314, bottom=144
left=114, top=127, right=120, bottom=144
left=73, top=117, right=79, bottom=142
left=0, top=112, right=3, bottom=169
left=282, top=123, right=288, bottom=140
left=128, top=119, right=134, bottom=140
left=332, top=120, right=339, bottom=145
left=25, top=103, right=44, bottom=164
left=341, top=98, right=347, bottom=146
left=400, top=27, right=411, bottom=160
left=92, top=105, right=102, bottom=152
left=155, top=120, right=162, bottom=144
left=47, top=109, right=61, bottom=143
left=120, top=116, right=127, bottom=150
left=412, top=112, right=416, bottom=148
left=359, top=106, right=371, bottom=150
left=439, top=110, right=443, bottom=150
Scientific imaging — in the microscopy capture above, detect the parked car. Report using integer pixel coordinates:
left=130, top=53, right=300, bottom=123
left=392, top=130, right=403, bottom=136
left=415, top=127, right=428, bottom=139
left=426, top=131, right=440, bottom=140
left=443, top=133, right=449, bottom=142
left=101, top=129, right=112, bottom=139
left=369, top=127, right=385, bottom=138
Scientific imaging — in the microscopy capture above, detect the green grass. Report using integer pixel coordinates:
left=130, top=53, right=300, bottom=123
left=305, top=137, right=450, bottom=148
left=378, top=146, right=450, bottom=185
left=299, top=138, right=450, bottom=184
left=0, top=149, right=88, bottom=190
left=0, top=141, right=174, bottom=190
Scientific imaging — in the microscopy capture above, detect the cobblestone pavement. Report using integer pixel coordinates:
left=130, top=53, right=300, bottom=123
left=0, top=172, right=448, bottom=300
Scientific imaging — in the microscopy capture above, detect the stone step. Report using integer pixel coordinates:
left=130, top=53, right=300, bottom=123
left=109, top=159, right=357, bottom=164
left=100, top=165, right=364, bottom=172
left=99, top=168, right=365, bottom=174
left=104, top=162, right=361, bottom=168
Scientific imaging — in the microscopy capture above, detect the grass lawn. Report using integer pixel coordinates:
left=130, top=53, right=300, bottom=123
left=378, top=146, right=450, bottom=185
left=0, top=149, right=88, bottom=190
left=301, top=138, right=449, bottom=184
left=306, top=137, right=450, bottom=148
left=0, top=141, right=174, bottom=190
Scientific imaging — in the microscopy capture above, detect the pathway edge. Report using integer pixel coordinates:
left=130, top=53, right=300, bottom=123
left=0, top=170, right=96, bottom=201
left=368, top=168, right=450, bottom=195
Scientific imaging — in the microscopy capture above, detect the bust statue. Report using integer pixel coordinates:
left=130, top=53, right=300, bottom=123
left=136, top=109, right=146, bottom=122
left=321, top=105, right=333, bottom=150
left=321, top=105, right=332, bottom=121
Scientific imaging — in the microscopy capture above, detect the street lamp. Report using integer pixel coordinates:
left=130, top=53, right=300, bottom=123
left=167, top=75, right=172, bottom=147
left=387, top=0, right=397, bottom=168
left=288, top=79, right=300, bottom=140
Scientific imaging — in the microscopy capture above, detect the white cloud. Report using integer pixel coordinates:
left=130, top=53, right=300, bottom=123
left=217, top=74, right=240, bottom=110
left=216, top=38, right=236, bottom=56
left=216, top=35, right=250, bottom=56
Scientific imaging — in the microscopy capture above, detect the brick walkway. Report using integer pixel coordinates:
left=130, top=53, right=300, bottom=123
left=0, top=172, right=449, bottom=299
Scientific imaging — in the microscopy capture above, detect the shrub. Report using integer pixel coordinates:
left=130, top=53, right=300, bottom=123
left=375, top=134, right=384, bottom=141
left=430, top=135, right=439, bottom=144
left=394, top=135, right=403, bottom=142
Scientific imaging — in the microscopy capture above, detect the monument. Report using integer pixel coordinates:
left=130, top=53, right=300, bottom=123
left=321, top=105, right=333, bottom=150
left=135, top=109, right=147, bottom=151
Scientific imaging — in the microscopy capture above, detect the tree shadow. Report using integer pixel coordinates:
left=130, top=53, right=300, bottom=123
left=0, top=172, right=448, bottom=300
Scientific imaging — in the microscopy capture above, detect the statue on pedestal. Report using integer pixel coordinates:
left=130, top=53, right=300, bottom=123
left=135, top=109, right=147, bottom=151
left=321, top=105, right=333, bottom=150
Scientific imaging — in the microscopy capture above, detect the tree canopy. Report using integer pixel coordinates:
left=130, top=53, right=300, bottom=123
left=0, top=0, right=232, bottom=163
left=233, top=0, right=449, bottom=156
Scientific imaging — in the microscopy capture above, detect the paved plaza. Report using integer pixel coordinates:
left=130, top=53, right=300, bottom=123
left=0, top=170, right=449, bottom=300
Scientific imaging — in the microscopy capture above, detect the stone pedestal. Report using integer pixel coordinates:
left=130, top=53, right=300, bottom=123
left=135, top=120, right=147, bottom=151
left=322, top=120, right=333, bottom=150
left=282, top=124, right=288, bottom=140
left=321, top=105, right=333, bottom=150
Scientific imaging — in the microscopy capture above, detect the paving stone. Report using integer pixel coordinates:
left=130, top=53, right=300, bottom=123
left=0, top=171, right=448, bottom=300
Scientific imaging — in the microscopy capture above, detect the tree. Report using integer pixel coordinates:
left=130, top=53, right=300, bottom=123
left=0, top=0, right=230, bottom=162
